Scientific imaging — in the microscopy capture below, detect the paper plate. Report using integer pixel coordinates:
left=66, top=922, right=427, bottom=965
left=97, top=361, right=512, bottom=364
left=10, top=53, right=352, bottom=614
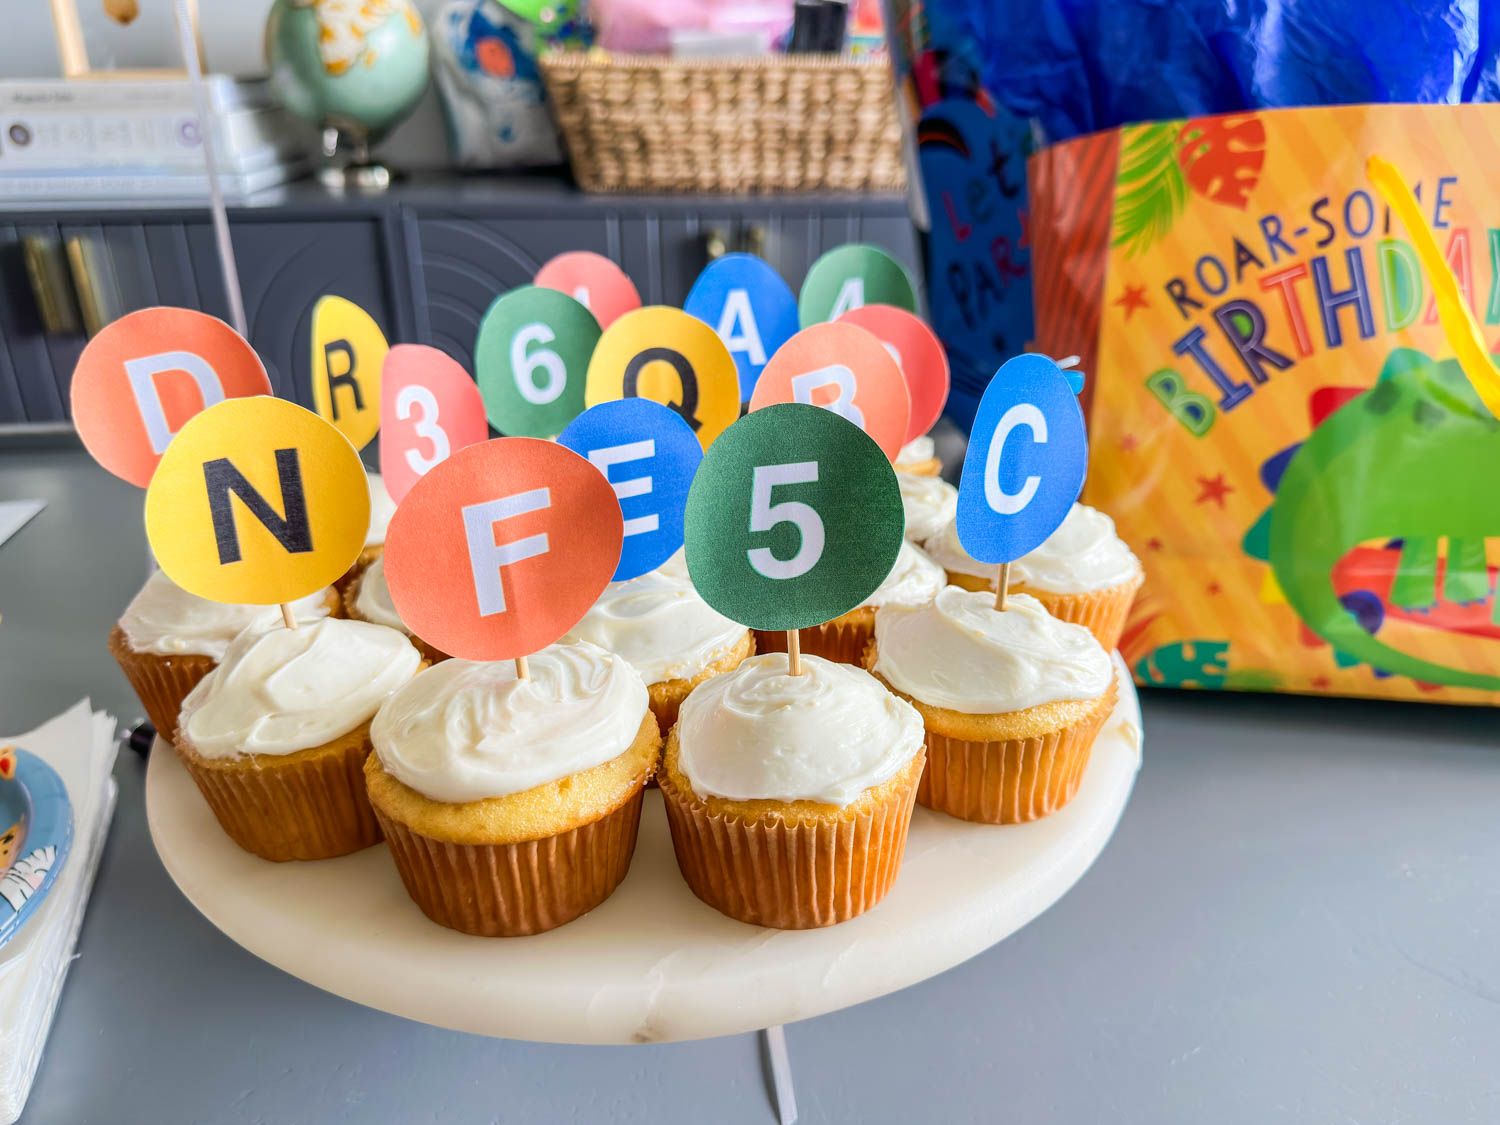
left=0, top=750, right=74, bottom=954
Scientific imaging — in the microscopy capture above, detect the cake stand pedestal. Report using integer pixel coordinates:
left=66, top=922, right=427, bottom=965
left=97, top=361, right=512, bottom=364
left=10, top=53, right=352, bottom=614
left=146, top=656, right=1143, bottom=1045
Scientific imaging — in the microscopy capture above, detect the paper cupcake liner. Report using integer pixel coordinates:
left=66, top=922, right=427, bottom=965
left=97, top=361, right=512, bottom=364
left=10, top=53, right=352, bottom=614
left=177, top=725, right=382, bottom=861
left=658, top=753, right=923, bottom=929
left=1017, top=575, right=1144, bottom=652
left=372, top=789, right=645, bottom=937
left=917, top=678, right=1117, bottom=825
left=754, top=616, right=873, bottom=667
left=108, top=624, right=216, bottom=746
left=897, top=456, right=943, bottom=477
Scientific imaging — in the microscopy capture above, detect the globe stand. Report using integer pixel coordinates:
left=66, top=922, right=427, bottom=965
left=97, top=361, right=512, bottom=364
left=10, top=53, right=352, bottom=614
left=317, top=126, right=392, bottom=193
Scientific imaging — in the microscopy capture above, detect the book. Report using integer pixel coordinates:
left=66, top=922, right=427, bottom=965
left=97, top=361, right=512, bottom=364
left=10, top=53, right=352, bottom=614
left=0, top=160, right=309, bottom=203
left=0, top=76, right=272, bottom=114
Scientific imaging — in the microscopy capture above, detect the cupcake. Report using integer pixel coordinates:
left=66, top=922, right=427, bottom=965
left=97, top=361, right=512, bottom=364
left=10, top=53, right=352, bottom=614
left=897, top=470, right=958, bottom=543
left=658, top=653, right=926, bottom=928
left=756, top=540, right=944, bottom=665
left=867, top=588, right=1116, bottom=825
left=346, top=555, right=450, bottom=665
left=337, top=471, right=396, bottom=594
left=563, top=550, right=753, bottom=730
left=108, top=569, right=338, bottom=745
left=894, top=434, right=942, bottom=477
left=922, top=504, right=1143, bottom=649
left=174, top=617, right=422, bottom=861
left=365, top=642, right=659, bottom=936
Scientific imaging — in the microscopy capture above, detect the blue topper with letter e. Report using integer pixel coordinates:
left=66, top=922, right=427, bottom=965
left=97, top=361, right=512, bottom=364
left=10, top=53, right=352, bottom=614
left=558, top=397, right=703, bottom=581
left=683, top=253, right=799, bottom=402
left=956, top=353, right=1087, bottom=566
left=0, top=745, right=73, bottom=952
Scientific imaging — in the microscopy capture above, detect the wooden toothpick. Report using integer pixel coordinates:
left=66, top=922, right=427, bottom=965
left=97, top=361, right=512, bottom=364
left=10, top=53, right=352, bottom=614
left=515, top=655, right=530, bottom=681
left=786, top=629, right=803, bottom=676
left=993, top=562, right=1012, bottom=612
left=280, top=602, right=298, bottom=629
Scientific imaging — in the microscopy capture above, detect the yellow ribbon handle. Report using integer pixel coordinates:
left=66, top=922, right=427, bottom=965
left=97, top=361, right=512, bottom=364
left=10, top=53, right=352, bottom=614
left=1366, top=154, right=1500, bottom=418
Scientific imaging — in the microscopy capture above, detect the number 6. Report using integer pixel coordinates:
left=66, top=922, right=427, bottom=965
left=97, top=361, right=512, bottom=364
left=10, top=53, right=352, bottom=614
left=747, top=461, right=825, bottom=580
left=511, top=322, right=567, bottom=405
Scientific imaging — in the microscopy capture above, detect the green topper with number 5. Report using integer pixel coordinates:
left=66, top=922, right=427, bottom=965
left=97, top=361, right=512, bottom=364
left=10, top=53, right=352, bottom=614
left=474, top=285, right=602, bottom=437
left=684, top=403, right=905, bottom=632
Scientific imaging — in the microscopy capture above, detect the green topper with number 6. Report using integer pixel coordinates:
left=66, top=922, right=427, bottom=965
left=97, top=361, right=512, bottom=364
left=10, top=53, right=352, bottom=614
left=684, top=403, right=905, bottom=632
left=474, top=285, right=602, bottom=437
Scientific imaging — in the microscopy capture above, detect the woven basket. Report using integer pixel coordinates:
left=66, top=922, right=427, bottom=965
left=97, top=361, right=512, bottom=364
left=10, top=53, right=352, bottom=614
left=539, top=52, right=906, bottom=195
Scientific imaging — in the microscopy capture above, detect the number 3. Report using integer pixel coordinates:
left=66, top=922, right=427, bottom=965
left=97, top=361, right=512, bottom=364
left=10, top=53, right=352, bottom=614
left=747, top=461, right=825, bottom=580
left=511, top=322, right=567, bottom=405
left=395, top=384, right=449, bottom=476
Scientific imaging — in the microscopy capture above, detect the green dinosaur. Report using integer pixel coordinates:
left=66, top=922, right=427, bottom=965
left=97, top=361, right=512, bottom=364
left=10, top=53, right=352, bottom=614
left=1268, top=347, right=1500, bottom=689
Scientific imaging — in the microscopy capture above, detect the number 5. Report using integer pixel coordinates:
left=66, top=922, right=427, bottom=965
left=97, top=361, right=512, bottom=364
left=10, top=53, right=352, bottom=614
left=511, top=322, right=567, bottom=405
left=395, top=384, right=449, bottom=476
left=747, top=461, right=825, bottom=580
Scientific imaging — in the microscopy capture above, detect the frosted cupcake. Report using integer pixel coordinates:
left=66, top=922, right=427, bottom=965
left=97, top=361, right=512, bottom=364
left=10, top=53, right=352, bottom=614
left=923, top=504, right=1143, bottom=649
left=658, top=654, right=926, bottom=928
left=345, top=555, right=449, bottom=665
left=563, top=550, right=753, bottom=730
left=338, top=471, right=397, bottom=594
left=894, top=434, right=942, bottom=477
left=757, top=540, right=944, bottom=665
left=175, top=617, right=421, bottom=860
left=868, top=588, right=1116, bottom=825
left=365, top=642, right=659, bottom=936
left=897, top=470, right=958, bottom=543
left=109, top=569, right=338, bottom=745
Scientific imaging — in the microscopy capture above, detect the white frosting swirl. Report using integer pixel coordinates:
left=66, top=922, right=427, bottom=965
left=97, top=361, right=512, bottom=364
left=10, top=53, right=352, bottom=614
left=365, top=472, right=396, bottom=547
left=923, top=504, right=1141, bottom=592
left=865, top=540, right=944, bottom=608
left=178, top=618, right=421, bottom=758
left=369, top=642, right=650, bottom=803
left=676, top=653, right=924, bottom=806
left=119, top=569, right=334, bottom=660
left=562, top=550, right=746, bottom=684
left=874, top=588, right=1111, bottom=713
left=351, top=555, right=408, bottom=633
left=895, top=435, right=937, bottom=469
left=898, top=471, right=958, bottom=542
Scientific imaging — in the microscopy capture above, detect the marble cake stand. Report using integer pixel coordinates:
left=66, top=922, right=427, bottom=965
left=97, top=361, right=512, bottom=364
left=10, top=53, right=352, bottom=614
left=146, top=655, right=1143, bottom=1045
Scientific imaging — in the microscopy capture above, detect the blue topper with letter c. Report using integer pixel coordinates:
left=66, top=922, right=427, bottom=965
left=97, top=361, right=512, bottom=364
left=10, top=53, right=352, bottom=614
left=683, top=253, right=799, bottom=402
left=558, top=398, right=704, bottom=582
left=955, top=353, right=1088, bottom=565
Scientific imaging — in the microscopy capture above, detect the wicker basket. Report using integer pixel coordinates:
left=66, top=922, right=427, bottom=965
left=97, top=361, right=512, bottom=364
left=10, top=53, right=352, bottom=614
left=539, top=52, right=906, bottom=195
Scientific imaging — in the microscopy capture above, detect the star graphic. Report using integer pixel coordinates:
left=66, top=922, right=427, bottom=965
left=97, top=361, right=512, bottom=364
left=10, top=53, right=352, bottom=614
left=1146, top=537, right=1163, bottom=552
left=1206, top=581, right=1222, bottom=596
left=1114, top=284, right=1150, bottom=319
left=1195, top=473, right=1234, bottom=508
left=1119, top=432, right=1139, bottom=452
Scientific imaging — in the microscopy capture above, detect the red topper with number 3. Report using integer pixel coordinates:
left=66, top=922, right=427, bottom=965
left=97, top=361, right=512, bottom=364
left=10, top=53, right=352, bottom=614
left=379, top=344, right=489, bottom=504
left=748, top=322, right=911, bottom=460
left=837, top=304, right=950, bottom=441
left=382, top=438, right=624, bottom=662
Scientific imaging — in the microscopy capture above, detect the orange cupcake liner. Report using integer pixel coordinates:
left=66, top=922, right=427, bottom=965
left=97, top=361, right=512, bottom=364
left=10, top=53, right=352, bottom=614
left=754, top=619, right=873, bottom=667
left=176, top=725, right=383, bottom=861
left=917, top=678, right=1117, bottom=824
left=658, top=753, right=923, bottom=929
left=372, top=788, right=645, bottom=937
left=1017, top=576, right=1144, bottom=652
left=108, top=624, right=216, bottom=746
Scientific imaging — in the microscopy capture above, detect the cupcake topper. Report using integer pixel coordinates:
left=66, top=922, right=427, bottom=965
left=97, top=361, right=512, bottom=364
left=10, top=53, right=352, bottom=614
left=143, top=396, right=371, bottom=624
left=69, top=307, right=272, bottom=487
left=381, top=438, right=623, bottom=675
left=684, top=252, right=800, bottom=402
left=837, top=304, right=951, bottom=441
left=585, top=307, right=741, bottom=452
left=534, top=251, right=642, bottom=330
left=956, top=354, right=1089, bottom=610
left=310, top=295, right=387, bottom=452
left=474, top=286, right=601, bottom=437
left=748, top=322, right=912, bottom=461
left=684, top=404, right=904, bottom=674
left=379, top=344, right=488, bottom=504
left=557, top=399, right=703, bottom=582
left=798, top=243, right=919, bottom=327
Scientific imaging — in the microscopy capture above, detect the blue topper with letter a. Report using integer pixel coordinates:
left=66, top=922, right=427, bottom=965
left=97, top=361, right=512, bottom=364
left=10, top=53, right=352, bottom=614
left=684, top=253, right=799, bottom=402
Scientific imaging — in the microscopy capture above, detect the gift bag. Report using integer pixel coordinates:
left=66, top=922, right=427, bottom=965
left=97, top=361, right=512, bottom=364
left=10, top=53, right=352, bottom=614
left=1030, top=102, right=1500, bottom=704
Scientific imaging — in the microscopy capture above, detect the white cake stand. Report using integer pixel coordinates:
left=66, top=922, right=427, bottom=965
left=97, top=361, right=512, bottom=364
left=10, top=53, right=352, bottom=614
left=146, top=655, right=1143, bottom=1045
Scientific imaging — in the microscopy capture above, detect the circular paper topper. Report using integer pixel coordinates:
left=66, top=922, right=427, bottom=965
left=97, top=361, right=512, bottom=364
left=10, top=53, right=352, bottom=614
left=585, top=306, right=741, bottom=452
left=474, top=286, right=602, bottom=437
left=383, top=438, right=624, bottom=662
left=144, top=397, right=371, bottom=605
left=838, top=304, right=950, bottom=440
left=379, top=344, right=489, bottom=504
left=748, top=322, right=911, bottom=461
left=956, top=353, right=1089, bottom=566
left=683, top=253, right=799, bottom=402
left=558, top=398, right=703, bottom=582
left=534, top=251, right=642, bottom=330
left=684, top=403, right=904, bottom=633
left=798, top=243, right=919, bottom=328
left=311, top=295, right=387, bottom=452
left=70, top=307, right=272, bottom=488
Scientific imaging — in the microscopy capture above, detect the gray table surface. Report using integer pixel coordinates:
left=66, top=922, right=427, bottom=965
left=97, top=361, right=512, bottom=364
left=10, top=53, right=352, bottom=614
left=3, top=440, right=1498, bottom=1125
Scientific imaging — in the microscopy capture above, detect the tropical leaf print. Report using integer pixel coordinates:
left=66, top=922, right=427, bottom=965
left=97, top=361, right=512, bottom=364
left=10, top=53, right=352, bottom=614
left=1111, top=121, right=1188, bottom=258
left=1177, top=114, right=1267, bottom=209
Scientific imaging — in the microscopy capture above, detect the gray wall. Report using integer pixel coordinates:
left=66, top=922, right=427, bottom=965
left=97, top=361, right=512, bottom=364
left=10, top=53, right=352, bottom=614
left=0, top=0, right=451, bottom=169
